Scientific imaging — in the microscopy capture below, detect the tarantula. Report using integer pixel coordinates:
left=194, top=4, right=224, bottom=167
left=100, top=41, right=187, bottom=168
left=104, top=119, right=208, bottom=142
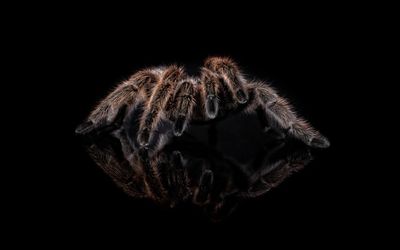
left=76, top=57, right=330, bottom=150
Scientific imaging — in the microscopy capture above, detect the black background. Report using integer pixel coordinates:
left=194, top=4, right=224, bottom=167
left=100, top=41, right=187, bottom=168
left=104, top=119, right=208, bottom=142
left=12, top=3, right=389, bottom=247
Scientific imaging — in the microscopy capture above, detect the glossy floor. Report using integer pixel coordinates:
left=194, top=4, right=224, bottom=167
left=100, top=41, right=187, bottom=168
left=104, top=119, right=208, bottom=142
left=82, top=113, right=317, bottom=222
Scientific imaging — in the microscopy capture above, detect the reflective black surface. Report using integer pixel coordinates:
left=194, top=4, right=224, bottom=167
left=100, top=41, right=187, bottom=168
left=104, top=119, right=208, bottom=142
left=83, top=113, right=314, bottom=221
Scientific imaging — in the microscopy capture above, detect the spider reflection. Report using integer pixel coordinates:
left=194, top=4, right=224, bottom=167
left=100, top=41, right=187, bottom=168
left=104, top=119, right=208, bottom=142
left=84, top=114, right=313, bottom=221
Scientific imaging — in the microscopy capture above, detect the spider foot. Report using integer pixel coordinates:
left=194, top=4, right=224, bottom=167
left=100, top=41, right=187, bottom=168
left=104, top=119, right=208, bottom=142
left=75, top=120, right=94, bottom=135
left=173, top=116, right=187, bottom=136
left=206, top=95, right=218, bottom=119
left=137, top=129, right=151, bottom=147
left=309, top=135, right=330, bottom=148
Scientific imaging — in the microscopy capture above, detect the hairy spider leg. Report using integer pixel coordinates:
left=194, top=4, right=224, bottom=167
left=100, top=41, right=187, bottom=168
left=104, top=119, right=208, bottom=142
left=204, top=56, right=248, bottom=104
left=137, top=66, right=185, bottom=147
left=165, top=79, right=196, bottom=136
left=200, top=68, right=219, bottom=119
left=249, top=81, right=330, bottom=148
left=75, top=69, right=158, bottom=135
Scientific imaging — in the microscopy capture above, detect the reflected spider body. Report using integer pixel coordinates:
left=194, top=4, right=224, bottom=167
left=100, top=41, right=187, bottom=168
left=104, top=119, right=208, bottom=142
left=76, top=57, right=330, bottom=150
left=86, top=127, right=313, bottom=220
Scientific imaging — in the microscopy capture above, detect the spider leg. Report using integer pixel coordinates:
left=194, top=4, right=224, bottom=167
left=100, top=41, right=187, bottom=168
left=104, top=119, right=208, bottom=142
left=204, top=56, right=248, bottom=104
left=256, top=106, right=271, bottom=132
left=112, top=126, right=137, bottom=164
left=256, top=106, right=286, bottom=139
left=137, top=66, right=185, bottom=147
left=200, top=68, right=220, bottom=119
left=75, top=69, right=158, bottom=135
left=250, top=81, right=330, bottom=148
left=165, top=79, right=196, bottom=136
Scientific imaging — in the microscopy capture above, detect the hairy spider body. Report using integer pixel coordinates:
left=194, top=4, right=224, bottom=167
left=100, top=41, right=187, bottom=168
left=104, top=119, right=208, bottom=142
left=76, top=57, right=330, bottom=150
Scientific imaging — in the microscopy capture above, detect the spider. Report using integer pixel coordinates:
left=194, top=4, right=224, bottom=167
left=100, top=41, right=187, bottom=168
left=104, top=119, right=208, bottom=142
left=76, top=57, right=330, bottom=150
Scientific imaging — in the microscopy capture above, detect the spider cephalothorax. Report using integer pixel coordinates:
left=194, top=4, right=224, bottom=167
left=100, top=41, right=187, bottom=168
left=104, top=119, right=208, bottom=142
left=76, top=57, right=330, bottom=151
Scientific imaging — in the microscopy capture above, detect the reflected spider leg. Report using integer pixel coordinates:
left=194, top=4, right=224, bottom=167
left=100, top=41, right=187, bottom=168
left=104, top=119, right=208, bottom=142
left=193, top=168, right=214, bottom=205
left=137, top=147, right=166, bottom=200
left=239, top=143, right=312, bottom=198
left=86, top=135, right=146, bottom=198
left=163, top=151, right=191, bottom=206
